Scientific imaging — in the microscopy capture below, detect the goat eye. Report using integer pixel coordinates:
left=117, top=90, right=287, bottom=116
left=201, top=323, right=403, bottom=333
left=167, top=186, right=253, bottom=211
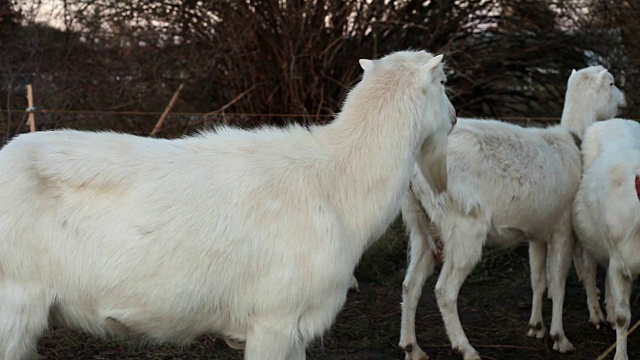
left=440, top=80, right=445, bottom=85
left=610, top=82, right=614, bottom=86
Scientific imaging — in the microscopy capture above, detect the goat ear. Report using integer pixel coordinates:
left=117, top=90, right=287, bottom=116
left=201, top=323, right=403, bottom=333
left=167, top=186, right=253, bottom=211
left=571, top=69, right=577, bottom=76
left=359, top=59, right=374, bottom=72
left=423, top=54, right=444, bottom=72
left=597, top=68, right=609, bottom=84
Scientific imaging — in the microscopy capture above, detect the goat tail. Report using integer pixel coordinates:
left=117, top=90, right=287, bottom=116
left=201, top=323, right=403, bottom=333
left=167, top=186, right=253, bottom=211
left=402, top=182, right=444, bottom=262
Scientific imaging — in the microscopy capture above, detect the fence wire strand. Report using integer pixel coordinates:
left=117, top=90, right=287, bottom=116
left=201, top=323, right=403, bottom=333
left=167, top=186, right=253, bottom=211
left=2, top=108, right=568, bottom=121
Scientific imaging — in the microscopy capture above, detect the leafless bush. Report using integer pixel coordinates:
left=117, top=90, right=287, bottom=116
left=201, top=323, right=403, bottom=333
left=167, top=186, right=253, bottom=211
left=0, top=0, right=637, bottom=142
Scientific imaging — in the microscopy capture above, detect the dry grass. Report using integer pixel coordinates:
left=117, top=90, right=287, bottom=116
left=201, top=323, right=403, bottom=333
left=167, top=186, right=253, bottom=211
left=37, top=218, right=640, bottom=359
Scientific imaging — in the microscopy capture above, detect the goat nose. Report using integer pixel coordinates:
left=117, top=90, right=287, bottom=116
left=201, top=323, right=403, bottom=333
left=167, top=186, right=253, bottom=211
left=618, top=90, right=627, bottom=108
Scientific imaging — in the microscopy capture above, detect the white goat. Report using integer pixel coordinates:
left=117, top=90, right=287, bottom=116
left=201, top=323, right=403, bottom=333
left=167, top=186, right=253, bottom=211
left=398, top=65, right=626, bottom=360
left=573, top=118, right=640, bottom=360
left=0, top=50, right=456, bottom=360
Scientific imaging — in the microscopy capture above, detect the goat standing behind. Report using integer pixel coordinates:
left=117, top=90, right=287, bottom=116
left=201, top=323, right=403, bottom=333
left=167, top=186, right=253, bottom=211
left=573, top=118, right=640, bottom=360
left=398, top=66, right=626, bottom=360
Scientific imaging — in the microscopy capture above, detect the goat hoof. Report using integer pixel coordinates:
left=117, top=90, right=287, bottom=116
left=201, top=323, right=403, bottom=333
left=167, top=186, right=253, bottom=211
left=589, top=305, right=606, bottom=328
left=400, top=343, right=428, bottom=360
left=551, top=334, right=574, bottom=353
left=613, top=352, right=629, bottom=360
left=463, top=351, right=481, bottom=360
left=526, top=323, right=547, bottom=339
left=452, top=346, right=480, bottom=360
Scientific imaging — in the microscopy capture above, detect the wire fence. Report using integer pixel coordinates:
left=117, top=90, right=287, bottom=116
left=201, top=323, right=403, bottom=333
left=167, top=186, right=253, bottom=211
left=1, top=108, right=564, bottom=120
left=5, top=107, right=631, bottom=145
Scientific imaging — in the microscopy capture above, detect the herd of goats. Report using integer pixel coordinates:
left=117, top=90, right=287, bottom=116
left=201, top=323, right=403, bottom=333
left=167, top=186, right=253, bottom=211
left=0, top=50, right=636, bottom=360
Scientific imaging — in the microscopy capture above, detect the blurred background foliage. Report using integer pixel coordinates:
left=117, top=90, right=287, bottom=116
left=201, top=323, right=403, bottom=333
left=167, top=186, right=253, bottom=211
left=1, top=0, right=638, bottom=141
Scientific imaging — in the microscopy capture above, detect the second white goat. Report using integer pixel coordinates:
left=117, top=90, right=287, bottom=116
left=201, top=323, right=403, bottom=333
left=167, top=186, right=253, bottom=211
left=398, top=65, right=626, bottom=360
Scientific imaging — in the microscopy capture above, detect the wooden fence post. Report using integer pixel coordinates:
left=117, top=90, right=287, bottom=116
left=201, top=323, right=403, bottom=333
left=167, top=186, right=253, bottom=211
left=150, top=84, right=184, bottom=137
left=27, top=84, right=35, bottom=132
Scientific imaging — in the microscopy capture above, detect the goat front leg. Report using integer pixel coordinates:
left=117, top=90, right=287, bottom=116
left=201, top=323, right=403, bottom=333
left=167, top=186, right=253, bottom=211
left=527, top=241, right=548, bottom=338
left=605, top=272, right=616, bottom=329
left=546, top=216, right=575, bottom=353
left=582, top=249, right=606, bottom=328
left=245, top=316, right=303, bottom=360
left=0, top=283, right=52, bottom=360
left=399, top=226, right=438, bottom=360
left=286, top=342, right=307, bottom=360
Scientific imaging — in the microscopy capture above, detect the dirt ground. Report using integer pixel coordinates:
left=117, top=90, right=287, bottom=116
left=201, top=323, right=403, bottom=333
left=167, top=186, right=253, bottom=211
left=37, top=220, right=640, bottom=359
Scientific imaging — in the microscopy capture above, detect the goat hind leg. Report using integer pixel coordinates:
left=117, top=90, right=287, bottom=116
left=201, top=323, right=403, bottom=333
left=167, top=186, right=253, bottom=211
left=608, top=263, right=632, bottom=360
left=435, top=260, right=482, bottom=360
left=547, top=220, right=575, bottom=353
left=582, top=250, right=606, bottom=328
left=527, top=241, right=548, bottom=339
left=434, top=218, right=485, bottom=360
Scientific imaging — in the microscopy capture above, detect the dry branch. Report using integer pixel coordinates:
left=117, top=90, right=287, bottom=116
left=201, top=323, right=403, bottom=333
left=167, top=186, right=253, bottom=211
left=202, top=84, right=257, bottom=121
left=150, top=84, right=184, bottom=137
left=596, top=319, right=640, bottom=360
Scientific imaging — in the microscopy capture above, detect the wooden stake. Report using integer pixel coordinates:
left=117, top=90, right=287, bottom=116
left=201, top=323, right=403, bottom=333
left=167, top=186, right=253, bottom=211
left=150, top=84, right=184, bottom=137
left=596, top=319, right=640, bottom=360
left=27, top=84, right=35, bottom=132
left=202, top=85, right=256, bottom=119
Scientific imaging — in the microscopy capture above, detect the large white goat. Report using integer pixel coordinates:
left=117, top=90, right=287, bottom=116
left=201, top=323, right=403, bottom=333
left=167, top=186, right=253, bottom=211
left=398, top=65, right=626, bottom=360
left=573, top=119, right=640, bottom=360
left=0, top=50, right=456, bottom=360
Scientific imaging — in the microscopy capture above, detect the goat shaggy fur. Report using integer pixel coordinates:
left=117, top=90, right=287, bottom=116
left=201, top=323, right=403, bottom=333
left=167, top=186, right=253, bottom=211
left=397, top=65, right=626, bottom=360
left=0, top=50, right=456, bottom=360
left=573, top=118, right=640, bottom=360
